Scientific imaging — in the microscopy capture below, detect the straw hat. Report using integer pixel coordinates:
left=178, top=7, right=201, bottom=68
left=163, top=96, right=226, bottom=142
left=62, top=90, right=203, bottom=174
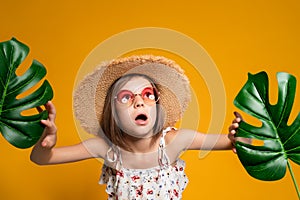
left=73, top=55, right=191, bottom=135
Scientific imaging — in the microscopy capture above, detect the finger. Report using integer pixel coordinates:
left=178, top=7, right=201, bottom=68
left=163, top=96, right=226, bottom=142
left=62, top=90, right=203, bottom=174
left=41, top=139, right=48, bottom=147
left=230, top=129, right=236, bottom=135
left=228, top=128, right=235, bottom=139
left=232, top=114, right=242, bottom=123
left=41, top=119, right=57, bottom=131
left=232, top=117, right=241, bottom=123
left=228, top=134, right=237, bottom=153
left=228, top=124, right=234, bottom=132
left=228, top=123, right=239, bottom=132
left=45, top=101, right=56, bottom=122
left=233, top=122, right=239, bottom=129
left=232, top=147, right=237, bottom=154
left=234, top=111, right=243, bottom=121
left=40, top=119, right=50, bottom=126
left=41, top=139, right=52, bottom=148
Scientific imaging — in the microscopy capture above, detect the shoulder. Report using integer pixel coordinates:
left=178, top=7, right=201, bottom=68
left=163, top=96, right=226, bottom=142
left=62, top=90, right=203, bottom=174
left=165, top=128, right=197, bottom=143
left=164, top=128, right=178, bottom=143
left=165, top=128, right=197, bottom=151
left=82, top=136, right=110, bottom=159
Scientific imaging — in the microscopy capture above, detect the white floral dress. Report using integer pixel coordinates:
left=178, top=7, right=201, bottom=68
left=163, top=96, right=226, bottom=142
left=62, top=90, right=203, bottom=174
left=99, top=128, right=189, bottom=200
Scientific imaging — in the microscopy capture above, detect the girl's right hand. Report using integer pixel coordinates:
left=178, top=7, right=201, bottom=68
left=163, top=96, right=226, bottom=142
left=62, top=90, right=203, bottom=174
left=32, top=101, right=101, bottom=165
left=228, top=111, right=243, bottom=153
left=38, top=101, right=57, bottom=149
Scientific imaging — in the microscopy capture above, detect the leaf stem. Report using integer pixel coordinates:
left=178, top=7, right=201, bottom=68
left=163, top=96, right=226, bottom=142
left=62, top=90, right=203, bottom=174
left=287, top=160, right=300, bottom=199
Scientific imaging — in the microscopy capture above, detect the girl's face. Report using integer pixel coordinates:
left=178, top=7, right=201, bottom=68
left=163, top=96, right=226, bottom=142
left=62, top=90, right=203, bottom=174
left=113, top=76, right=158, bottom=138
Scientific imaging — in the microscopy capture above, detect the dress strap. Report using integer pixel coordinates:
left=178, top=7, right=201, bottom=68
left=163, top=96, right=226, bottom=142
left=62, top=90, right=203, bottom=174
left=158, top=127, right=176, bottom=168
left=105, top=145, right=123, bottom=189
left=106, top=145, right=123, bottom=171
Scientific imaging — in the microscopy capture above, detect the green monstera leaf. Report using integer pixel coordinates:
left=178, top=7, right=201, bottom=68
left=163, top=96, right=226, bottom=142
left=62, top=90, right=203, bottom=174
left=0, top=38, right=53, bottom=149
left=234, top=71, right=300, bottom=198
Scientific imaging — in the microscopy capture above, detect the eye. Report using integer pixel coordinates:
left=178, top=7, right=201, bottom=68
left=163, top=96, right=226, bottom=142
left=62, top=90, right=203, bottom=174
left=117, top=90, right=133, bottom=104
left=148, top=94, right=155, bottom=100
left=121, top=95, right=130, bottom=104
left=142, top=88, right=155, bottom=100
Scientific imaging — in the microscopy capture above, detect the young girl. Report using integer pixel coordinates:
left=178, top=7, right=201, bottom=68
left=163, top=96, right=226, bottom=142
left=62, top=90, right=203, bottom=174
left=30, top=55, right=241, bottom=199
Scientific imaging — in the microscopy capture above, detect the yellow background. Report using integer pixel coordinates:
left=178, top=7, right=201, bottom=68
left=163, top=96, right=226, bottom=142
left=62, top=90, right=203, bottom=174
left=0, top=0, right=300, bottom=200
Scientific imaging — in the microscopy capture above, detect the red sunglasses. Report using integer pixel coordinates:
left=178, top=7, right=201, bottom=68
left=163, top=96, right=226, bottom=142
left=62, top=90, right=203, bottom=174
left=115, top=87, right=160, bottom=106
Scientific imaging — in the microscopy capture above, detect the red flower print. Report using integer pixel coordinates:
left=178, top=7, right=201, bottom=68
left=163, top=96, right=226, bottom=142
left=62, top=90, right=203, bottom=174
left=131, top=175, right=140, bottom=181
left=147, top=189, right=153, bottom=195
left=173, top=189, right=179, bottom=197
left=116, top=171, right=124, bottom=177
left=136, top=185, right=143, bottom=197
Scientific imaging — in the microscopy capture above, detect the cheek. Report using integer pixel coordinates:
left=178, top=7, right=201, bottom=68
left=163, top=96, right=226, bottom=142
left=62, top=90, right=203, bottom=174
left=148, top=106, right=157, bottom=124
left=114, top=106, right=131, bottom=127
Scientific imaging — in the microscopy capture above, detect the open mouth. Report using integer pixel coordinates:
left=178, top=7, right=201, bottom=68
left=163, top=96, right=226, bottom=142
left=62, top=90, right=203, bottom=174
left=135, top=114, right=148, bottom=125
left=135, top=114, right=148, bottom=121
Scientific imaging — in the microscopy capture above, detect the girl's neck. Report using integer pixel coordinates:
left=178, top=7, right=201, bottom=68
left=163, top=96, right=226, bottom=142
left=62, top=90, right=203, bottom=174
left=123, top=134, right=160, bottom=153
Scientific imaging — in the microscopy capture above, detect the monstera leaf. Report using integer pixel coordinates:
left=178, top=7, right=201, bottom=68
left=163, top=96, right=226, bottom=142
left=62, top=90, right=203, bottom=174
left=234, top=71, right=300, bottom=198
left=0, top=38, right=53, bottom=148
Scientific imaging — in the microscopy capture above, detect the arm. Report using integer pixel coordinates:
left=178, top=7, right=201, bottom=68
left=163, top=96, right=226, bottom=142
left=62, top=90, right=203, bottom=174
left=30, top=101, right=108, bottom=165
left=166, top=112, right=241, bottom=153
left=187, top=132, right=233, bottom=151
left=30, top=141, right=96, bottom=165
left=188, top=112, right=241, bottom=151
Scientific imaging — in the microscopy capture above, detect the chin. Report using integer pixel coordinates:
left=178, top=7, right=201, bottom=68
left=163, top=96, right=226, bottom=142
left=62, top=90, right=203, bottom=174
left=125, top=126, right=156, bottom=139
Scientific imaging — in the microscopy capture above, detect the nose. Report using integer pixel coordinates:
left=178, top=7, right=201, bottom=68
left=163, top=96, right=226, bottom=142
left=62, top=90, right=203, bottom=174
left=133, top=94, right=144, bottom=108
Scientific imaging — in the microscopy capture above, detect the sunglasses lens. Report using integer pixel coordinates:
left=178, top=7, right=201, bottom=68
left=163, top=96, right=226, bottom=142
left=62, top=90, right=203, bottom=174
left=116, top=90, right=134, bottom=105
left=141, top=87, right=156, bottom=104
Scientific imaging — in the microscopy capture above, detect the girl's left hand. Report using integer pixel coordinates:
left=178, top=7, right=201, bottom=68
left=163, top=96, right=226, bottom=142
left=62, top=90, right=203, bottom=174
left=228, top=111, right=242, bottom=153
left=36, top=101, right=57, bottom=149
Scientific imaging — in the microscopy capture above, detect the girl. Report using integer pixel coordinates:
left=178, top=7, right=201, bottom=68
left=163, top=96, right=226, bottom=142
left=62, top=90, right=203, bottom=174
left=30, top=55, right=241, bottom=199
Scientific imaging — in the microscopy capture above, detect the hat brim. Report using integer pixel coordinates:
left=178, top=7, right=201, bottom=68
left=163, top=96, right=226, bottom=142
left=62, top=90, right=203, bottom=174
left=73, top=55, right=191, bottom=134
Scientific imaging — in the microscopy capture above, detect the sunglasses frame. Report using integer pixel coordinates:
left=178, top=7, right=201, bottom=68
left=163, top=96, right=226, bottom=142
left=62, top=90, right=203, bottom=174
left=114, top=86, right=160, bottom=107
